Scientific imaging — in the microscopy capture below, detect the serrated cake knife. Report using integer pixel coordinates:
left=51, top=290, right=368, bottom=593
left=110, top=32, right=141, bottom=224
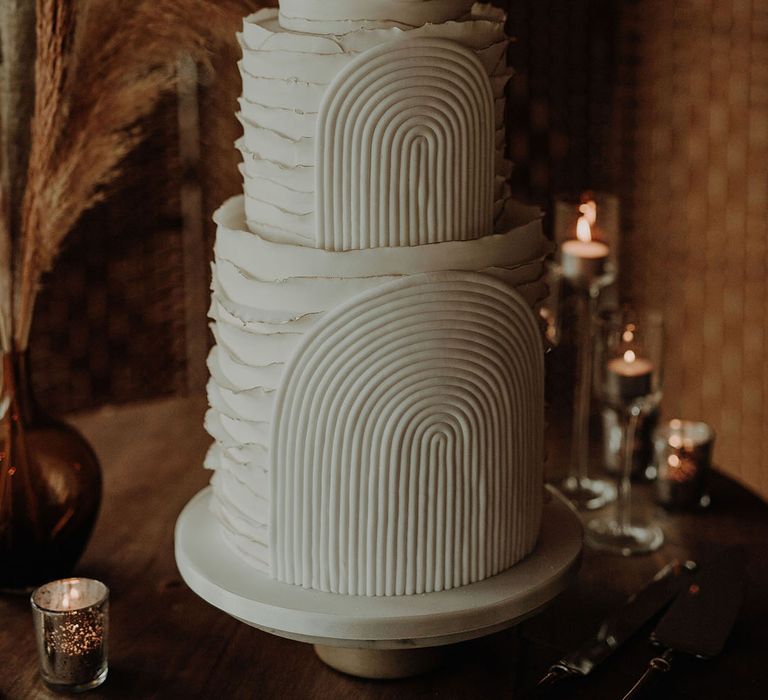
left=534, top=559, right=697, bottom=691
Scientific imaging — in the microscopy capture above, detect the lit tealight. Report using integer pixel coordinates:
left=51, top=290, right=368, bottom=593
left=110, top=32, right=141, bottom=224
left=560, top=201, right=610, bottom=285
left=606, top=349, right=654, bottom=401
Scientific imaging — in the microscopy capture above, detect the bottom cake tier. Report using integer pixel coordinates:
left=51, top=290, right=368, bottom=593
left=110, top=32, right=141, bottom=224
left=205, top=196, right=550, bottom=596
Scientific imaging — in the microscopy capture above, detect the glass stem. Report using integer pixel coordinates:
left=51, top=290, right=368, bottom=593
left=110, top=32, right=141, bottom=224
left=616, top=405, right=641, bottom=534
left=570, top=287, right=599, bottom=485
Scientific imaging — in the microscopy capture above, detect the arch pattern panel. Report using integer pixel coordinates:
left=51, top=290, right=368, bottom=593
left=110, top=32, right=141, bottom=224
left=316, top=38, right=496, bottom=251
left=271, top=272, right=544, bottom=596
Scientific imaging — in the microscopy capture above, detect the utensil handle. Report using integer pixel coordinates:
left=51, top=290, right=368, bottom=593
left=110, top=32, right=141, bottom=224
left=522, top=665, right=577, bottom=698
left=535, top=664, right=575, bottom=690
left=621, top=650, right=674, bottom=700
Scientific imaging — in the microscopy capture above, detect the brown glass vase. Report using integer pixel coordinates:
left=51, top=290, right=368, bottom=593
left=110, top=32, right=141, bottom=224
left=0, top=350, right=102, bottom=591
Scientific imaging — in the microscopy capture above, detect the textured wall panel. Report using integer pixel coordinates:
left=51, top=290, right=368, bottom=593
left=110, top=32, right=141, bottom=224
left=30, top=105, right=187, bottom=413
left=613, top=0, right=768, bottom=499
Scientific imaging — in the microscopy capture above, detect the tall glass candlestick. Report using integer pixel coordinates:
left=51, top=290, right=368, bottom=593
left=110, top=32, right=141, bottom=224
left=587, top=310, right=665, bottom=555
left=556, top=197, right=616, bottom=510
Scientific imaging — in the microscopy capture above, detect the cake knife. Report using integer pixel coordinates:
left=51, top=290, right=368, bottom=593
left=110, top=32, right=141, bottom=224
left=621, top=546, right=746, bottom=700
left=534, top=559, right=697, bottom=691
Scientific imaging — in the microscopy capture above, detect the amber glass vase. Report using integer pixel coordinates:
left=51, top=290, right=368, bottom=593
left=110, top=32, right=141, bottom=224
left=0, top=350, right=102, bottom=591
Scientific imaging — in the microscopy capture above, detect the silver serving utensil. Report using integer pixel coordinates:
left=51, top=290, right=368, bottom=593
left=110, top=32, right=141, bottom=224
left=535, top=559, right=697, bottom=691
left=621, top=546, right=746, bottom=700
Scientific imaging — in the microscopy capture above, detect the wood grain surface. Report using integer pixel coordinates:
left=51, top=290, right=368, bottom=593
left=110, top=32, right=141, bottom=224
left=1, top=396, right=767, bottom=699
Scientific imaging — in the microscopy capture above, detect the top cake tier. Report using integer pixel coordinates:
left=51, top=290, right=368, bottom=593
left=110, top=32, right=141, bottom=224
left=239, top=3, right=513, bottom=251
left=279, top=0, right=476, bottom=33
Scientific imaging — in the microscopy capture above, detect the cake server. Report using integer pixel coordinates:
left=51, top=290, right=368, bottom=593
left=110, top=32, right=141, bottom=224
left=621, top=546, right=746, bottom=700
left=535, top=559, right=697, bottom=691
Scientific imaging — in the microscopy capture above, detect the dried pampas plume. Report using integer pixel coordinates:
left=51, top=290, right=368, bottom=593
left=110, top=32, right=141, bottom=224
left=13, top=0, right=258, bottom=349
left=0, top=181, right=10, bottom=353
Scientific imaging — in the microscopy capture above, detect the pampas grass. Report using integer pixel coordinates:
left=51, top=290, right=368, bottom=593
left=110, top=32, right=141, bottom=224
left=12, top=0, right=258, bottom=349
left=0, top=182, right=11, bottom=353
left=0, top=0, right=36, bottom=239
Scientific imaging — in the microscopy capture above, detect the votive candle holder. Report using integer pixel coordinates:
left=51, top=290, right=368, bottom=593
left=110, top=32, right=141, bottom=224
left=30, top=578, right=109, bottom=692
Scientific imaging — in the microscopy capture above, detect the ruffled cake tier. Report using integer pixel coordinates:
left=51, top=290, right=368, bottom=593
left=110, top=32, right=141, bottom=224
left=238, top=3, right=514, bottom=248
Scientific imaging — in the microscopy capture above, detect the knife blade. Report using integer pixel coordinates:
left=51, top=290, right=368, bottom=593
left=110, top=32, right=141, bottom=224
left=621, top=546, right=747, bottom=700
left=535, top=559, right=697, bottom=691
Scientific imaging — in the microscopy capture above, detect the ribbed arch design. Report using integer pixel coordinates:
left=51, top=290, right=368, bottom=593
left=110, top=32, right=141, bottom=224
left=271, top=272, right=544, bottom=596
left=316, top=38, right=495, bottom=251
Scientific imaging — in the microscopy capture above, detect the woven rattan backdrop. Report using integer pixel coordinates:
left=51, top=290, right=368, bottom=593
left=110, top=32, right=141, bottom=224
left=24, top=1, right=768, bottom=499
left=29, top=101, right=188, bottom=411
left=615, top=1, right=768, bottom=498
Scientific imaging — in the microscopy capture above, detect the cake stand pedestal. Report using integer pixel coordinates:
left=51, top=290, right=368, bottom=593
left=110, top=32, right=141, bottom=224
left=175, top=487, right=582, bottom=680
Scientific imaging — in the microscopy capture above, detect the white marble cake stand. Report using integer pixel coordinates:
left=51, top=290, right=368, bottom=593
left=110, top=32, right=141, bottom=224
left=175, top=486, right=582, bottom=679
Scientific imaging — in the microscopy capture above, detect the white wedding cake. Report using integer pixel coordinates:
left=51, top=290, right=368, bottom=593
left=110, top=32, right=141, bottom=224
left=204, top=0, right=549, bottom=597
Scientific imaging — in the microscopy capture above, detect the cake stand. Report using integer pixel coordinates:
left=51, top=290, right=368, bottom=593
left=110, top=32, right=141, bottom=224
left=175, top=486, right=582, bottom=679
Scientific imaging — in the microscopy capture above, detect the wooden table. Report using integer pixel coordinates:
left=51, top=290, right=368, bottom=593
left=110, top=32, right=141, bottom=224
left=2, top=396, right=767, bottom=699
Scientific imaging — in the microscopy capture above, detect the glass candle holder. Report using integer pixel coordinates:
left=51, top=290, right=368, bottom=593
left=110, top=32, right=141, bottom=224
left=586, top=309, right=665, bottom=556
left=602, top=404, right=659, bottom=482
left=30, top=578, right=109, bottom=692
left=552, top=192, right=619, bottom=510
left=654, top=420, right=714, bottom=510
left=540, top=260, right=564, bottom=349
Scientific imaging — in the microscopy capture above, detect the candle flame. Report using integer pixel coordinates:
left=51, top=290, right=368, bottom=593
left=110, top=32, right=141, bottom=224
left=576, top=215, right=592, bottom=243
left=623, top=349, right=636, bottom=363
left=579, top=199, right=598, bottom=226
left=576, top=198, right=599, bottom=243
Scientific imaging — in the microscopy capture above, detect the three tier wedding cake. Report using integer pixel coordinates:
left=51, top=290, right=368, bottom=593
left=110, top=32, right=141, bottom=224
left=204, top=0, right=549, bottom=597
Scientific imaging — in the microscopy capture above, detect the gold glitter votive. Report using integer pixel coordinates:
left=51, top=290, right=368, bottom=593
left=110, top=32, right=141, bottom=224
left=30, top=578, right=109, bottom=692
